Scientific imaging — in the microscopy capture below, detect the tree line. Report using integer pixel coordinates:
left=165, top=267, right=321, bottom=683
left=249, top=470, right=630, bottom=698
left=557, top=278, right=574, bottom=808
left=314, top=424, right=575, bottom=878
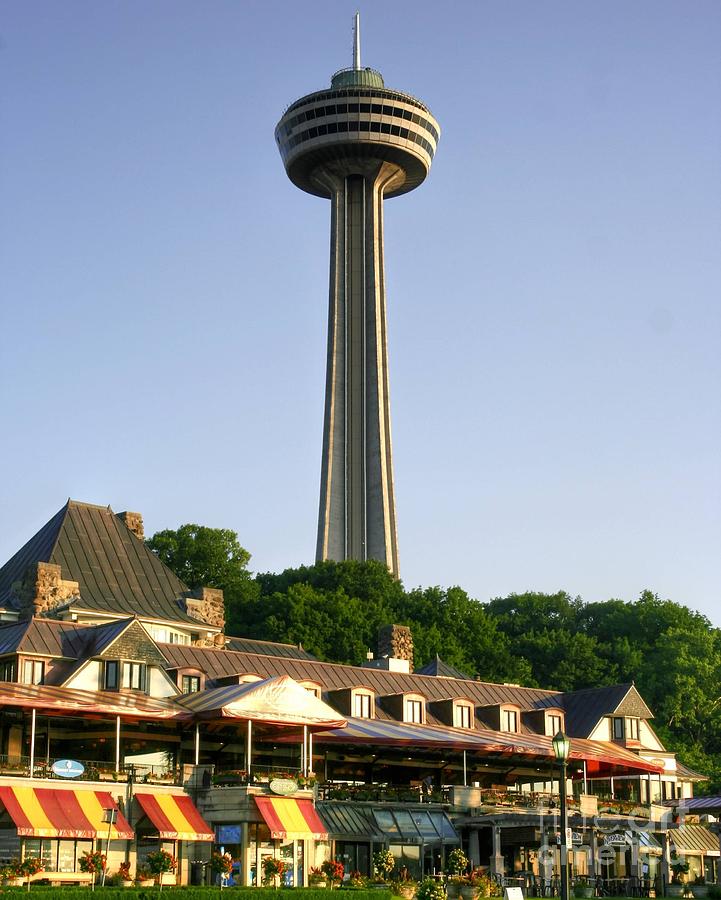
left=147, top=524, right=721, bottom=792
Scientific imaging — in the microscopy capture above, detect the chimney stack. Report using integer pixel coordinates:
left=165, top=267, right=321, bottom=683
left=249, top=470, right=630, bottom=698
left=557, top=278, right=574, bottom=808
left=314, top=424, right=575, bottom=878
left=117, top=511, right=145, bottom=541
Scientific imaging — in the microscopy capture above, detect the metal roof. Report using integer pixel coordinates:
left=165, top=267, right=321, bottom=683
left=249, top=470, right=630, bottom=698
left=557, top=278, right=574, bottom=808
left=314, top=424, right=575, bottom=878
left=671, top=824, right=720, bottom=855
left=0, top=501, right=197, bottom=624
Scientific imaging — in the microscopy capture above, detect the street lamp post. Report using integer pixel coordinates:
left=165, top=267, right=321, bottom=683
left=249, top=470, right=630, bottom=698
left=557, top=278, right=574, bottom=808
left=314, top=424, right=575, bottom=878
left=101, top=808, right=118, bottom=888
left=553, top=731, right=572, bottom=900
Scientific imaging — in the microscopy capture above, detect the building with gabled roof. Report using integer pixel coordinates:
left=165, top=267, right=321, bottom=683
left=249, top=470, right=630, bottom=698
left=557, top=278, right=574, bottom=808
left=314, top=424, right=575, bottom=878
left=0, top=499, right=714, bottom=888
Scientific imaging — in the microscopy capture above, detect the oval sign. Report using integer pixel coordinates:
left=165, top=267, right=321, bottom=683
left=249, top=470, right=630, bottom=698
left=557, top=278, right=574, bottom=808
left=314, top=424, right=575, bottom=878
left=269, top=777, right=298, bottom=796
left=51, top=759, right=85, bottom=779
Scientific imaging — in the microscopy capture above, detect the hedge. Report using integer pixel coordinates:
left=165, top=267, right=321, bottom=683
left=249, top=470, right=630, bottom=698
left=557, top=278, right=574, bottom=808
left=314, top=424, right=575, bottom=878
left=0, top=889, right=394, bottom=900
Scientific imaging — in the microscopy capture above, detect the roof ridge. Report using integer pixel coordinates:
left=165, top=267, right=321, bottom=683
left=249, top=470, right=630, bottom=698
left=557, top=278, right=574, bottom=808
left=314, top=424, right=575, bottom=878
left=225, top=633, right=312, bottom=650
left=66, top=500, right=116, bottom=512
left=47, top=500, right=72, bottom=563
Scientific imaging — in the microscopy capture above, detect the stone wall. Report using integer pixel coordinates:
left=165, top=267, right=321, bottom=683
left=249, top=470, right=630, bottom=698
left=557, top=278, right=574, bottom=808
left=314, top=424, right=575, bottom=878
left=117, top=511, right=145, bottom=541
left=183, top=587, right=225, bottom=632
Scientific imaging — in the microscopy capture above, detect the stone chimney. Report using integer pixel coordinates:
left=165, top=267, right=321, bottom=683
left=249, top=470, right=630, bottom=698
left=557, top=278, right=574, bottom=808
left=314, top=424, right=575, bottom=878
left=183, top=586, right=225, bottom=631
left=362, top=623, right=414, bottom=673
left=117, top=511, right=145, bottom=541
left=15, top=562, right=80, bottom=619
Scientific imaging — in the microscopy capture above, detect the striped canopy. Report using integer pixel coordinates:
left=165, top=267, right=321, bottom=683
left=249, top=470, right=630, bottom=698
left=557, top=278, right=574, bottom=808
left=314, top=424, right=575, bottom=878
left=0, top=786, right=133, bottom=839
left=135, top=792, right=214, bottom=842
left=255, top=796, right=327, bottom=840
left=306, top=716, right=664, bottom=774
left=0, top=682, right=180, bottom=720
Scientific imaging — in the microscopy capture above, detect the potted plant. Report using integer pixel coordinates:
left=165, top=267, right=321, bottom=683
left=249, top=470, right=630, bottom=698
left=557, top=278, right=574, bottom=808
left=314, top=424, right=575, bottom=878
left=469, top=869, right=496, bottom=899
left=374, top=849, right=396, bottom=884
left=147, top=848, right=177, bottom=889
left=78, top=849, right=106, bottom=889
left=446, top=848, right=470, bottom=899
left=309, top=866, right=328, bottom=888
left=573, top=882, right=594, bottom=899
left=350, top=870, right=370, bottom=889
left=694, top=876, right=709, bottom=898
left=117, top=860, right=133, bottom=887
left=417, top=877, right=447, bottom=900
left=322, top=859, right=345, bottom=888
left=136, top=864, right=154, bottom=888
left=14, top=856, right=44, bottom=890
left=210, top=851, right=234, bottom=886
left=669, top=861, right=691, bottom=897
left=262, top=856, right=289, bottom=888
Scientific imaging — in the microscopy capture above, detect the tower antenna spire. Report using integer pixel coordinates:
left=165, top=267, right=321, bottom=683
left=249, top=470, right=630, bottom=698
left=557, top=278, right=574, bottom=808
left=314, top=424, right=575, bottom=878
left=353, top=11, right=361, bottom=70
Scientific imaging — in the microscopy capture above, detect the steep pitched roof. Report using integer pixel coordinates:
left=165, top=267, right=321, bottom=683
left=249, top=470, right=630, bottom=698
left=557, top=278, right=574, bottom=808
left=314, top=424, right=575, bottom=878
left=560, top=683, right=654, bottom=737
left=0, top=501, right=198, bottom=624
left=415, top=655, right=472, bottom=680
left=0, top=618, right=92, bottom=658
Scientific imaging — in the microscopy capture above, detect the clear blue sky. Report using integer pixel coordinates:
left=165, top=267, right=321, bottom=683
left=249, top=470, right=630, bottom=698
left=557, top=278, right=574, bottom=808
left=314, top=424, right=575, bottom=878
left=1, top=1, right=719, bottom=623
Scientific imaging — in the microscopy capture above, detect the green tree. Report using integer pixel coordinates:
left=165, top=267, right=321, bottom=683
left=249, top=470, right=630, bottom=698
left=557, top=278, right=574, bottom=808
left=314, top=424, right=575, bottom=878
left=146, top=524, right=258, bottom=621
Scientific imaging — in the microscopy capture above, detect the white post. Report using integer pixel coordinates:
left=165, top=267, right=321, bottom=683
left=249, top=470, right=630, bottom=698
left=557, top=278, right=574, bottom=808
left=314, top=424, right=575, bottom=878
left=463, top=750, right=467, bottom=787
left=353, top=11, right=361, bottom=70
left=583, top=760, right=588, bottom=795
left=194, top=724, right=200, bottom=766
left=247, top=720, right=252, bottom=776
left=308, top=732, right=313, bottom=774
left=302, top=726, right=308, bottom=776
left=29, top=709, right=36, bottom=778
left=610, top=776, right=615, bottom=799
left=115, top=716, right=121, bottom=772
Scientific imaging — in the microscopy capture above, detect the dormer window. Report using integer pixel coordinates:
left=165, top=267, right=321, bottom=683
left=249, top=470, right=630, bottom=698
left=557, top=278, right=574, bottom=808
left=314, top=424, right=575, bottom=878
left=182, top=674, right=201, bottom=694
left=353, top=691, right=374, bottom=718
left=613, top=716, right=640, bottom=741
left=404, top=695, right=425, bottom=724
left=104, top=660, right=119, bottom=691
left=123, top=662, right=147, bottom=692
left=501, top=708, right=518, bottom=733
left=454, top=702, right=473, bottom=730
left=22, top=660, right=45, bottom=685
left=239, top=673, right=263, bottom=684
left=547, top=711, right=564, bottom=736
left=300, top=681, right=322, bottom=699
left=612, top=717, right=624, bottom=740
left=627, top=717, right=640, bottom=740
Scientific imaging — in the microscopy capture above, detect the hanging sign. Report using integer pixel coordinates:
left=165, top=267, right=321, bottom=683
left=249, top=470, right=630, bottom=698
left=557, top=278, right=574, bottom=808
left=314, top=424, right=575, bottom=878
left=51, top=759, right=85, bottom=778
left=604, top=833, right=628, bottom=846
left=269, top=777, right=298, bottom=796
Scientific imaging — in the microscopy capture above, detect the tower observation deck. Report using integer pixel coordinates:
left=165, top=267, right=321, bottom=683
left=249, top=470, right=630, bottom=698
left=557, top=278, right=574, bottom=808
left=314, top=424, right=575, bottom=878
left=275, top=16, right=440, bottom=576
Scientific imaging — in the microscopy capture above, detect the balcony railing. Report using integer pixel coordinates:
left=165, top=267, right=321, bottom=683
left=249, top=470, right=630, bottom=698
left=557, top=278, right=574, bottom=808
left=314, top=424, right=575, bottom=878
left=0, top=755, right=181, bottom=785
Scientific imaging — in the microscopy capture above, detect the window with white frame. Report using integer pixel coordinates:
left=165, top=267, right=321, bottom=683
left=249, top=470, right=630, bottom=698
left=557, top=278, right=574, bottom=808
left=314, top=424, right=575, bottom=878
left=123, top=661, right=147, bottom=692
left=182, top=674, right=201, bottom=694
left=301, top=682, right=322, bottom=698
left=404, top=697, right=424, bottom=724
left=547, top=713, right=563, bottom=735
left=22, top=660, right=45, bottom=685
left=501, top=708, right=518, bottom=732
left=353, top=691, right=373, bottom=718
left=454, top=703, right=473, bottom=729
left=626, top=717, right=640, bottom=740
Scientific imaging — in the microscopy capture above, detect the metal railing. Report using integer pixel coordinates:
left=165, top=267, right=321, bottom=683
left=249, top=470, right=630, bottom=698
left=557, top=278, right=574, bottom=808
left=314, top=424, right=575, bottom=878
left=0, top=755, right=181, bottom=785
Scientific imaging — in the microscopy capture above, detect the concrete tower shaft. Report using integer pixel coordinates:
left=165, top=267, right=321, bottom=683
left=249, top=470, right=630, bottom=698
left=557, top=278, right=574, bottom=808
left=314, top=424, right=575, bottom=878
left=275, top=43, right=439, bottom=576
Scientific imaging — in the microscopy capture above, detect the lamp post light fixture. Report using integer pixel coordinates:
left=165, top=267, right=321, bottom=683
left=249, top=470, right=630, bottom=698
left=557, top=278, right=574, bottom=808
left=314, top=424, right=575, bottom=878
left=100, top=808, right=118, bottom=888
left=553, top=732, right=572, bottom=900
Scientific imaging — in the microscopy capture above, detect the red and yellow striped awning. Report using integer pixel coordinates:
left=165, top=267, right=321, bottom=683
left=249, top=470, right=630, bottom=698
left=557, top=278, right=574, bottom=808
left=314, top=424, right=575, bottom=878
left=255, top=797, right=327, bottom=841
left=135, top=793, right=214, bottom=842
left=0, top=786, right=133, bottom=839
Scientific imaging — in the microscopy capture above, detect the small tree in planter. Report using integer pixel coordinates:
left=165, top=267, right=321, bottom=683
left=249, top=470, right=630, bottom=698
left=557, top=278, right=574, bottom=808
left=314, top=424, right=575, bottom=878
left=117, top=861, right=133, bottom=887
left=322, top=859, right=345, bottom=888
left=262, top=856, right=289, bottom=888
left=78, top=849, right=106, bottom=890
left=210, top=851, right=234, bottom=887
left=147, top=849, right=177, bottom=891
left=417, top=877, right=447, bottom=900
left=13, top=856, right=44, bottom=892
left=374, top=849, right=396, bottom=883
left=309, top=866, right=328, bottom=888
left=446, top=849, right=470, bottom=899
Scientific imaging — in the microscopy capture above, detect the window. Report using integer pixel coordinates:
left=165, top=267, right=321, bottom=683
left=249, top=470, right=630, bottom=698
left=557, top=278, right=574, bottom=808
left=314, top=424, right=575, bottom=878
left=302, top=683, right=321, bottom=698
left=454, top=704, right=472, bottom=729
left=353, top=692, right=373, bottom=718
left=0, top=659, right=15, bottom=682
left=548, top=713, right=563, bottom=735
left=626, top=717, right=640, bottom=740
left=613, top=717, right=625, bottom=740
left=501, top=708, right=518, bottom=732
left=404, top=698, right=424, bottom=724
left=22, top=660, right=45, bottom=685
left=104, top=660, right=119, bottom=690
left=182, top=675, right=201, bottom=694
left=123, top=662, right=147, bottom=692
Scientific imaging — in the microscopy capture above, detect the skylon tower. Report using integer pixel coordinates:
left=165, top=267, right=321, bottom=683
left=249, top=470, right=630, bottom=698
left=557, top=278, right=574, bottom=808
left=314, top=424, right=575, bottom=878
left=275, top=16, right=440, bottom=576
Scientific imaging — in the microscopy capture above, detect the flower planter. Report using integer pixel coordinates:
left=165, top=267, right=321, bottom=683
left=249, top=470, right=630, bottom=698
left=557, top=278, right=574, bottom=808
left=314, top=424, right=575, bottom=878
left=447, top=883, right=463, bottom=900
left=574, top=888, right=594, bottom=899
left=398, top=885, right=417, bottom=900
left=693, top=888, right=708, bottom=899
left=461, top=886, right=479, bottom=900
left=310, top=881, right=328, bottom=889
left=667, top=885, right=684, bottom=897
left=137, top=878, right=155, bottom=888
left=121, top=880, right=134, bottom=888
